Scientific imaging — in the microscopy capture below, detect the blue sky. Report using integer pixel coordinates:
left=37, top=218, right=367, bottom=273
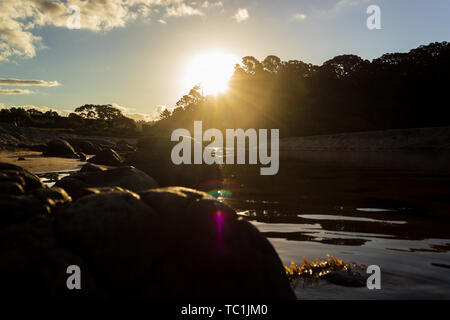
left=0, top=0, right=449, bottom=120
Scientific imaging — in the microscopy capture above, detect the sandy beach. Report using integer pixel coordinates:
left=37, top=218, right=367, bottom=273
left=0, top=150, right=86, bottom=173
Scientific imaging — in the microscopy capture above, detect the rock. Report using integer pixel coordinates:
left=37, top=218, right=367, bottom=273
left=322, top=270, right=368, bottom=287
left=32, top=187, right=72, bottom=206
left=54, top=166, right=158, bottom=199
left=0, top=162, right=44, bottom=191
left=136, top=187, right=296, bottom=299
left=0, top=181, right=25, bottom=195
left=78, top=152, right=87, bottom=161
left=55, top=190, right=157, bottom=294
left=52, top=177, right=89, bottom=200
left=67, top=139, right=100, bottom=155
left=29, top=144, right=46, bottom=152
left=80, top=163, right=107, bottom=172
left=43, top=139, right=78, bottom=158
left=53, top=186, right=295, bottom=298
left=129, top=137, right=222, bottom=189
left=18, top=156, right=25, bottom=161
left=88, top=148, right=123, bottom=166
left=0, top=194, right=51, bottom=228
left=115, top=140, right=136, bottom=152
left=0, top=215, right=103, bottom=298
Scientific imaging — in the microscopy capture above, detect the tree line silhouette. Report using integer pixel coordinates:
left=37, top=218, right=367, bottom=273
left=1, top=42, right=448, bottom=139
left=0, top=104, right=140, bottom=137
left=148, top=42, right=450, bottom=138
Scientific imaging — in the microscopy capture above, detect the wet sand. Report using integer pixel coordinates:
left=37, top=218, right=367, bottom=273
left=0, top=150, right=86, bottom=173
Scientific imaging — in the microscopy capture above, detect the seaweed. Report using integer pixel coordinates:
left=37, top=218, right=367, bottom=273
left=284, top=254, right=366, bottom=289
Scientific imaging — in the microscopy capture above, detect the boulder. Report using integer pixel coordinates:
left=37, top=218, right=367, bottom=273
left=54, top=166, right=158, bottom=199
left=55, top=190, right=157, bottom=294
left=67, top=139, right=100, bottom=155
left=0, top=215, right=103, bottom=298
left=0, top=162, right=44, bottom=191
left=55, top=187, right=295, bottom=299
left=0, top=194, right=51, bottom=228
left=78, top=152, right=87, bottom=161
left=88, top=148, right=123, bottom=166
left=32, top=187, right=72, bottom=206
left=129, top=137, right=222, bottom=190
left=322, top=270, right=368, bottom=287
left=80, top=163, right=107, bottom=172
left=0, top=181, right=25, bottom=195
left=43, top=139, right=78, bottom=158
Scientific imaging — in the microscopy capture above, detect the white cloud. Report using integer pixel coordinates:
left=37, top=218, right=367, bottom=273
left=166, top=3, right=204, bottom=17
left=158, top=19, right=168, bottom=24
left=202, top=1, right=223, bottom=8
left=337, top=0, right=362, bottom=7
left=0, top=78, right=60, bottom=87
left=0, top=89, right=34, bottom=95
left=0, top=0, right=206, bottom=62
left=293, top=13, right=307, bottom=20
left=232, top=8, right=249, bottom=23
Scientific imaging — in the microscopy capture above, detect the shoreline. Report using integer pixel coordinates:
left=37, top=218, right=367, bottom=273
left=0, top=150, right=87, bottom=173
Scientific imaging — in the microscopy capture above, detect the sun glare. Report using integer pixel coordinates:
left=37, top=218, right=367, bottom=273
left=183, top=52, right=239, bottom=96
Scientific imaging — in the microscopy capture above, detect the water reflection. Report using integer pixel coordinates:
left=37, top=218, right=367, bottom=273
left=221, top=151, right=450, bottom=298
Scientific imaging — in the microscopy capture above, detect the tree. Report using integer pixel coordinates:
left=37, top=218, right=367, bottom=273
left=160, top=109, right=172, bottom=120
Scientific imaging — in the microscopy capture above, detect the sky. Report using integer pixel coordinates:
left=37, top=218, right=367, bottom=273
left=0, top=0, right=449, bottom=121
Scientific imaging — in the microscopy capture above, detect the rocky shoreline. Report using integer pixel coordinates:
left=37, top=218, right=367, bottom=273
left=0, top=135, right=296, bottom=299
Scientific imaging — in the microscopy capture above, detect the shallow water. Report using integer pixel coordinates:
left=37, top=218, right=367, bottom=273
left=221, top=151, right=450, bottom=299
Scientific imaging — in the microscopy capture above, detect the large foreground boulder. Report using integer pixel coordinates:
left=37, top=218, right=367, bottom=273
left=88, top=148, right=123, bottom=166
left=54, top=187, right=295, bottom=299
left=43, top=139, right=78, bottom=158
left=54, top=166, right=158, bottom=199
left=0, top=215, right=103, bottom=298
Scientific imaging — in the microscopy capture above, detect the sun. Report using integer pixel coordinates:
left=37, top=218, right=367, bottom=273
left=183, top=51, right=239, bottom=96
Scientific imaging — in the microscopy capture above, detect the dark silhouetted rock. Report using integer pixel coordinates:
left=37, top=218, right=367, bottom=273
left=0, top=215, right=103, bottom=298
left=322, top=270, right=368, bottom=287
left=54, top=187, right=295, bottom=299
left=55, top=190, right=156, bottom=294
left=43, top=139, right=78, bottom=158
left=0, top=162, right=44, bottom=191
left=17, top=156, right=25, bottom=161
left=67, top=139, right=100, bottom=155
left=88, top=148, right=123, bottom=166
left=32, top=187, right=72, bottom=206
left=78, top=152, right=87, bottom=161
left=0, top=194, right=51, bottom=228
left=129, top=137, right=222, bottom=190
left=29, top=144, right=46, bottom=152
left=54, top=166, right=158, bottom=199
left=116, top=140, right=136, bottom=152
left=80, top=162, right=107, bottom=172
left=0, top=182, right=24, bottom=195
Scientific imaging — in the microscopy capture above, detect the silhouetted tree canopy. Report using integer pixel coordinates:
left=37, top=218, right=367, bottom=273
left=151, top=42, right=450, bottom=138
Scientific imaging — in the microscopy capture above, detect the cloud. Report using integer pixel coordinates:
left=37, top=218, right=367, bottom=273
left=0, top=89, right=34, bottom=95
left=110, top=103, right=157, bottom=122
left=336, top=0, right=362, bottom=7
left=0, top=0, right=206, bottom=62
left=293, top=13, right=307, bottom=20
left=232, top=8, right=249, bottom=23
left=166, top=3, right=204, bottom=17
left=0, top=78, right=60, bottom=87
left=158, top=19, right=168, bottom=25
left=201, top=1, right=223, bottom=8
